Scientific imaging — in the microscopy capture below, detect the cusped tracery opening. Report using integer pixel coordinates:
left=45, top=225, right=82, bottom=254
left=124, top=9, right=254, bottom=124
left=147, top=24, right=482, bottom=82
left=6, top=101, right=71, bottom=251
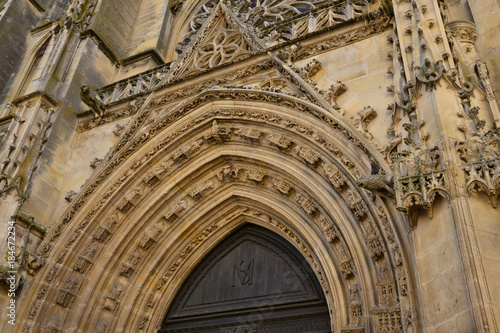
left=176, top=0, right=329, bottom=53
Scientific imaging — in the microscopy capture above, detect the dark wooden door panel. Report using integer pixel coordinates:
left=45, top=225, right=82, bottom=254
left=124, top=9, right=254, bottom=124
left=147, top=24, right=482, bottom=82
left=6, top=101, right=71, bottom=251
left=161, top=225, right=331, bottom=333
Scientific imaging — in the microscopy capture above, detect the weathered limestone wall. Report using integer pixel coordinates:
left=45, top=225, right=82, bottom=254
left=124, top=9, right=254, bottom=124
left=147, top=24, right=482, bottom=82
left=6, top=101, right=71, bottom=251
left=90, top=0, right=142, bottom=59
left=22, top=37, right=117, bottom=225
left=468, top=0, right=500, bottom=101
left=412, top=198, right=474, bottom=332
left=301, top=32, right=394, bottom=149
left=446, top=0, right=473, bottom=22
left=41, top=0, right=69, bottom=22
left=125, top=0, right=169, bottom=59
left=469, top=194, right=500, bottom=328
left=0, top=0, right=42, bottom=103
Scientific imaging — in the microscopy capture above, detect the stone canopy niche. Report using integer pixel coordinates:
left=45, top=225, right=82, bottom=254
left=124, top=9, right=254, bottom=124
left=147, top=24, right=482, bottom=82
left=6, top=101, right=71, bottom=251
left=160, top=225, right=331, bottom=332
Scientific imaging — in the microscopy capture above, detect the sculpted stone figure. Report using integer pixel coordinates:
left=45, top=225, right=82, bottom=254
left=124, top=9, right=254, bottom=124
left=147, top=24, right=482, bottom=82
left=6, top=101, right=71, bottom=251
left=80, top=85, right=106, bottom=118
left=358, top=174, right=395, bottom=199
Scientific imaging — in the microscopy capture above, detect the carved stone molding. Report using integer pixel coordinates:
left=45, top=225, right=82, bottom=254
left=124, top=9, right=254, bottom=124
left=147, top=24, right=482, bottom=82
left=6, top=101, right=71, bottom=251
left=25, top=77, right=418, bottom=331
left=28, top=151, right=407, bottom=330
left=47, top=93, right=385, bottom=260
left=446, top=21, right=478, bottom=45
left=85, top=4, right=390, bottom=110
left=461, top=157, right=500, bottom=208
left=370, top=307, right=403, bottom=332
left=0, top=95, right=56, bottom=199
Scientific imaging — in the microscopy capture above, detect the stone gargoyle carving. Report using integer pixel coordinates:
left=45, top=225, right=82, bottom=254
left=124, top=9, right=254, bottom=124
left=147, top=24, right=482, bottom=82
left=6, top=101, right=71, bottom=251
left=358, top=174, right=395, bottom=199
left=80, top=85, right=106, bottom=118
left=25, top=251, right=46, bottom=275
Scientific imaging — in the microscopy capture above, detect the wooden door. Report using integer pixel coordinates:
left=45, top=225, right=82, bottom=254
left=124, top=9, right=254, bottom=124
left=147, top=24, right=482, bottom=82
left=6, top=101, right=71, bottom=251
left=160, top=225, right=331, bottom=333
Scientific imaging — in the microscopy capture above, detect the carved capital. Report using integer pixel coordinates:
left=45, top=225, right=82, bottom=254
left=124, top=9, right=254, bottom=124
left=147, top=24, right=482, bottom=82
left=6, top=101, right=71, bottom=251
left=446, top=21, right=477, bottom=45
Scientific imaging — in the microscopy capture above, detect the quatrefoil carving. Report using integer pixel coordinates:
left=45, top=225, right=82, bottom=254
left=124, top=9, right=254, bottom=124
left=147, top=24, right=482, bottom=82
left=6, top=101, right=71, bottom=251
left=192, top=23, right=253, bottom=71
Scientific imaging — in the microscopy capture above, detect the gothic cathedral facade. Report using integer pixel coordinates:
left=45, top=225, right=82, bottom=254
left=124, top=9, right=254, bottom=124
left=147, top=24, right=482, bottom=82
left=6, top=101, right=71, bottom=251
left=0, top=0, right=499, bottom=332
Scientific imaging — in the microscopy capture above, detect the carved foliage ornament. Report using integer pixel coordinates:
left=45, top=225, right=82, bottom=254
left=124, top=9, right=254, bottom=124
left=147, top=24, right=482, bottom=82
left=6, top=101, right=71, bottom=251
left=392, top=146, right=447, bottom=221
left=446, top=21, right=478, bottom=45
left=57, top=0, right=98, bottom=32
left=453, top=82, right=500, bottom=207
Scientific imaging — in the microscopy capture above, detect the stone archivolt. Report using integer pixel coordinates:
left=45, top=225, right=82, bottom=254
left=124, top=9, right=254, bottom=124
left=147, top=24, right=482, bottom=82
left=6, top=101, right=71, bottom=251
left=21, top=96, right=413, bottom=332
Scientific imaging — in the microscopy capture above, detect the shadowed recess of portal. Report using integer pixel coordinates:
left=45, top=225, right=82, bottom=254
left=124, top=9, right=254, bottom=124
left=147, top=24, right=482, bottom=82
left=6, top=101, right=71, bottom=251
left=160, top=224, right=331, bottom=333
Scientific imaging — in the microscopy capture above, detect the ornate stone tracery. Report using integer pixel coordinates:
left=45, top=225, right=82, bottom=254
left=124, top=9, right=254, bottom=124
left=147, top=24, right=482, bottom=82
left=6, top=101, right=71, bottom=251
left=19, top=92, right=412, bottom=332
left=176, top=0, right=331, bottom=54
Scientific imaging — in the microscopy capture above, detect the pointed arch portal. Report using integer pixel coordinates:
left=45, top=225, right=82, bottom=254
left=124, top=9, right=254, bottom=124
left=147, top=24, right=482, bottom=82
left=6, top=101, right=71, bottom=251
left=21, top=91, right=414, bottom=332
left=161, top=224, right=331, bottom=332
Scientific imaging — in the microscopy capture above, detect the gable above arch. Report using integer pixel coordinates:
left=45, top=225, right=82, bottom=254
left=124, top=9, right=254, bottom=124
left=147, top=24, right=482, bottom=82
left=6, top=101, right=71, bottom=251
left=174, top=0, right=330, bottom=55
left=172, top=0, right=383, bottom=59
left=167, top=3, right=261, bottom=82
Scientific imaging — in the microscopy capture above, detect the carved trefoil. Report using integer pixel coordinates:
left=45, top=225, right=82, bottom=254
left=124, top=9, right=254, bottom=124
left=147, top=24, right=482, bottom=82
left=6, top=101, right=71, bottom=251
left=378, top=280, right=397, bottom=307
left=370, top=307, right=403, bottom=333
left=340, top=258, right=355, bottom=278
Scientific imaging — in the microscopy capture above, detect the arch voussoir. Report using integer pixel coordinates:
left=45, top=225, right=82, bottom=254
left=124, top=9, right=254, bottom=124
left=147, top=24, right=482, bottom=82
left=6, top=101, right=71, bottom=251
left=22, top=94, right=414, bottom=333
